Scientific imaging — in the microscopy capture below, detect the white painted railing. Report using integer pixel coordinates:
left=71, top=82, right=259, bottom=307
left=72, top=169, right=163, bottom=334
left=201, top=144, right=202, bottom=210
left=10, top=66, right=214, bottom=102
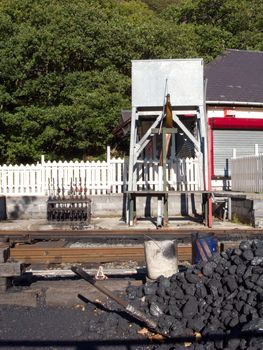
left=136, top=158, right=200, bottom=191
left=0, top=155, right=200, bottom=196
left=231, top=154, right=263, bottom=192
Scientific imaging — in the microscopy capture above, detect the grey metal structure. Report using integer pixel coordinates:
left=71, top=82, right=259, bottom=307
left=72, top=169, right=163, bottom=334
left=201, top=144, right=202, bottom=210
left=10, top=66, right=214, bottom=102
left=47, top=179, right=91, bottom=224
left=132, top=59, right=204, bottom=107
left=128, top=59, right=208, bottom=225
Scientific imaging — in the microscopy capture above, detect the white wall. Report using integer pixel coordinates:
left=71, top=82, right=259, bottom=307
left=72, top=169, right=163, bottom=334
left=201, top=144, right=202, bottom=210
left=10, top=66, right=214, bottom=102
left=207, top=106, right=263, bottom=119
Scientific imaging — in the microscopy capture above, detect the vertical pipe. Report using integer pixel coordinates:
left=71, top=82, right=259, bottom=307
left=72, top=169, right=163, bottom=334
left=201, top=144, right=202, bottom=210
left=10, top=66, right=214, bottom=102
left=157, top=165, right=163, bottom=227
left=207, top=124, right=213, bottom=228
left=157, top=128, right=167, bottom=227
left=127, top=107, right=138, bottom=224
left=128, top=107, right=138, bottom=192
left=162, top=128, right=167, bottom=191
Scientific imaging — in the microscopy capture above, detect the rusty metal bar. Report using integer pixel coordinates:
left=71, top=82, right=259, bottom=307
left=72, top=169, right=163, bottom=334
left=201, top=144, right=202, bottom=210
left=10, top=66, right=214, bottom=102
left=71, top=266, right=160, bottom=334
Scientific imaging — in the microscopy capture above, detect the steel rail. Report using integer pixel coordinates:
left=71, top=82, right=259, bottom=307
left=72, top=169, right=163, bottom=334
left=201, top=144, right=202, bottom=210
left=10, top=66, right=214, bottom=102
left=1, top=227, right=263, bottom=242
left=10, top=245, right=192, bottom=264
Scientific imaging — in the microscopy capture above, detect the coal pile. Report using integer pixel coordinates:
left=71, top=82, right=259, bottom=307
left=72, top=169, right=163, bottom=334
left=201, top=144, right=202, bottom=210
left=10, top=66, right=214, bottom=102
left=127, top=240, right=263, bottom=349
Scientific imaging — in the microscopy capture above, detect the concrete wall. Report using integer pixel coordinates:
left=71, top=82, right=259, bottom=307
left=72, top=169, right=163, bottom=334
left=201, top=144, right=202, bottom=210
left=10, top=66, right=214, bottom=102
left=253, top=200, right=263, bottom=228
left=231, top=198, right=254, bottom=225
left=5, top=193, right=203, bottom=220
left=230, top=196, right=263, bottom=228
left=6, top=196, right=47, bottom=220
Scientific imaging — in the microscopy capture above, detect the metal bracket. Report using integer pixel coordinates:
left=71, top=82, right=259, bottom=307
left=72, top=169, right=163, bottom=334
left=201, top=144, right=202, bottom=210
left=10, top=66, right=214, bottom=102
left=135, top=112, right=164, bottom=157
left=172, top=112, right=200, bottom=152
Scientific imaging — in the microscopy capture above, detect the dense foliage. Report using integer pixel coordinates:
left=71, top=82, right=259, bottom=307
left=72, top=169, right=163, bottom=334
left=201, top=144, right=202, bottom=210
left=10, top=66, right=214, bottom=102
left=0, top=0, right=262, bottom=163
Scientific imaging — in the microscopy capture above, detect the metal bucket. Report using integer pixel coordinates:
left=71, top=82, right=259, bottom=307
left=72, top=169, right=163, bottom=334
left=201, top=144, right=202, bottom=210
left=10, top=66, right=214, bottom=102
left=144, top=240, right=178, bottom=280
left=192, top=233, right=218, bottom=264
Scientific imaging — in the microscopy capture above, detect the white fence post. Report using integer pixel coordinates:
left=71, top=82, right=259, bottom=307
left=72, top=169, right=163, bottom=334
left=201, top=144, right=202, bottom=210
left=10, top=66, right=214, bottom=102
left=232, top=153, right=263, bottom=193
left=0, top=156, right=200, bottom=195
left=41, top=155, right=45, bottom=195
left=255, top=144, right=259, bottom=156
left=107, top=146, right=111, bottom=194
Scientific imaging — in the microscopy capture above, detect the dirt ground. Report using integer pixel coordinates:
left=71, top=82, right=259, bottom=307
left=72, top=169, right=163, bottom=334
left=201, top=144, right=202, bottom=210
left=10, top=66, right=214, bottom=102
left=0, top=303, right=148, bottom=350
left=0, top=276, right=162, bottom=350
left=0, top=302, right=155, bottom=350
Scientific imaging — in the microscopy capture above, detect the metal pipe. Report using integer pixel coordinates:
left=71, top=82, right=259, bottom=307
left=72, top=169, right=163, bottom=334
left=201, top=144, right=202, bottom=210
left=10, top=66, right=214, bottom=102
left=71, top=265, right=162, bottom=334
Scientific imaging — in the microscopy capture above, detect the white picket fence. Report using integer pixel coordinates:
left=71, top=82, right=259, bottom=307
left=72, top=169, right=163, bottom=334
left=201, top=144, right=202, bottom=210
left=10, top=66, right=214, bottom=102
left=231, top=154, right=263, bottom=192
left=0, top=155, right=200, bottom=196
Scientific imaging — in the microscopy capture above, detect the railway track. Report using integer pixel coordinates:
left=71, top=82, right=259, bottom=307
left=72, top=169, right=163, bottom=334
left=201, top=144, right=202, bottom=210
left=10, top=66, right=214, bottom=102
left=10, top=241, right=240, bottom=265
left=10, top=244, right=192, bottom=264
left=3, top=227, right=261, bottom=265
left=1, top=227, right=263, bottom=243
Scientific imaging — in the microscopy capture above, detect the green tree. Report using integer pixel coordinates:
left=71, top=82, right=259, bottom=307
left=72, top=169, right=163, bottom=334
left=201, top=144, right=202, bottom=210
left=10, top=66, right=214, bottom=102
left=141, top=0, right=180, bottom=13
left=0, top=0, right=262, bottom=163
left=0, top=0, right=199, bottom=163
left=162, top=0, right=263, bottom=61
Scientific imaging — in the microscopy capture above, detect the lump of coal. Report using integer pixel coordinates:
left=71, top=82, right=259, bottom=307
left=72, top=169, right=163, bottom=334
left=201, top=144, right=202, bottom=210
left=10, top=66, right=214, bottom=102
left=223, top=276, right=238, bottom=292
left=187, top=317, right=205, bottom=332
left=251, top=256, right=263, bottom=266
left=202, top=262, right=216, bottom=276
left=242, top=249, right=254, bottom=261
left=168, top=304, right=182, bottom=319
left=173, top=287, right=185, bottom=300
left=126, top=239, right=263, bottom=349
left=239, top=240, right=252, bottom=251
left=255, top=247, right=263, bottom=256
left=144, top=283, right=157, bottom=295
left=158, top=276, right=171, bottom=289
left=226, top=338, right=240, bottom=350
left=256, top=275, right=263, bottom=288
left=185, top=272, right=200, bottom=284
left=182, top=296, right=198, bottom=318
left=126, top=285, right=137, bottom=299
left=169, top=320, right=185, bottom=337
left=149, top=302, right=163, bottom=317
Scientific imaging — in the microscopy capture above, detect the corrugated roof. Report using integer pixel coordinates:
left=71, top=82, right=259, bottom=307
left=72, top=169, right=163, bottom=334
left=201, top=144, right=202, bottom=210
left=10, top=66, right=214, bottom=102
left=205, top=49, right=263, bottom=104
